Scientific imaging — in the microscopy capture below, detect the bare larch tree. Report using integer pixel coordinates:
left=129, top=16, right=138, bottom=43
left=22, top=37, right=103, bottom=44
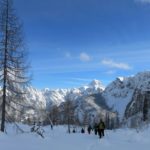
left=0, top=0, right=29, bottom=132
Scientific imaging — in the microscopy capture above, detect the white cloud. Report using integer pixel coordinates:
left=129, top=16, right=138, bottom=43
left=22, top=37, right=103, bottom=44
left=65, top=52, right=72, bottom=59
left=135, top=0, right=150, bottom=4
left=79, top=52, right=91, bottom=62
left=101, top=59, right=132, bottom=70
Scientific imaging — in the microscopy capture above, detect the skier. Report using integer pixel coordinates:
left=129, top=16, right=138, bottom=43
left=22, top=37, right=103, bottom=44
left=81, top=128, right=85, bottom=133
left=98, top=119, right=105, bottom=138
left=87, top=125, right=92, bottom=134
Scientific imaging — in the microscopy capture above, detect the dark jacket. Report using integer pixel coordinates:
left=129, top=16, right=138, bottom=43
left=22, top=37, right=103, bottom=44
left=99, top=121, right=105, bottom=130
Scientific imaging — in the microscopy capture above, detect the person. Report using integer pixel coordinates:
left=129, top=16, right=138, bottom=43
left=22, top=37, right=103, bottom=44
left=87, top=125, right=92, bottom=134
left=81, top=128, right=85, bottom=133
left=98, top=119, right=105, bottom=138
left=50, top=124, right=53, bottom=130
left=94, top=123, right=99, bottom=135
left=72, top=127, right=76, bottom=133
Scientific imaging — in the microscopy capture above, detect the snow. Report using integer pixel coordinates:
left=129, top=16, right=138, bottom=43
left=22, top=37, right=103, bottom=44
left=1, top=124, right=150, bottom=150
left=117, top=77, right=124, bottom=82
left=88, top=79, right=105, bottom=90
left=103, top=71, right=150, bottom=119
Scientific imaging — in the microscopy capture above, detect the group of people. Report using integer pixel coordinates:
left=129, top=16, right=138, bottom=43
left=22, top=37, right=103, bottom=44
left=87, top=119, right=105, bottom=139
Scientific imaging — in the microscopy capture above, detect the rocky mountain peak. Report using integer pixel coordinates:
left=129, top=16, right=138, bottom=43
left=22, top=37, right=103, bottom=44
left=88, top=79, right=105, bottom=90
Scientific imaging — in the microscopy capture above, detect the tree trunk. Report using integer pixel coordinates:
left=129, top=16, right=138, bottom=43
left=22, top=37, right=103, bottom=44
left=1, top=0, right=8, bottom=132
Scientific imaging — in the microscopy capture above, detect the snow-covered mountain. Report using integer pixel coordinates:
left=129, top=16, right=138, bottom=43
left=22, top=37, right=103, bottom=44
left=41, top=79, right=104, bottom=109
left=103, top=71, right=150, bottom=123
left=42, top=88, right=68, bottom=109
left=19, top=80, right=106, bottom=122
left=2, top=71, right=150, bottom=126
left=102, top=76, right=135, bottom=118
left=25, top=86, right=46, bottom=109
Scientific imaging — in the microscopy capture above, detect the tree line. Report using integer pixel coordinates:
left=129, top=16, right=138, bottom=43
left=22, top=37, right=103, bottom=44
left=42, top=98, right=120, bottom=133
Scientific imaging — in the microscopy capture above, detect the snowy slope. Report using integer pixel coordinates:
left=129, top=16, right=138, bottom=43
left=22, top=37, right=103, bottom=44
left=103, top=71, right=150, bottom=119
left=25, top=86, right=46, bottom=109
left=102, top=77, right=135, bottom=118
left=42, top=88, right=68, bottom=109
left=72, top=93, right=116, bottom=124
left=1, top=124, right=150, bottom=150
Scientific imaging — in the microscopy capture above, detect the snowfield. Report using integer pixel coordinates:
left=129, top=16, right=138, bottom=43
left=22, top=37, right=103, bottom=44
left=0, top=124, right=150, bottom=150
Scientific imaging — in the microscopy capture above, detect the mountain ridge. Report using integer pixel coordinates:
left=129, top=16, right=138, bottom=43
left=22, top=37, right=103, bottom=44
left=23, top=71, right=150, bottom=123
left=2, top=71, right=150, bottom=126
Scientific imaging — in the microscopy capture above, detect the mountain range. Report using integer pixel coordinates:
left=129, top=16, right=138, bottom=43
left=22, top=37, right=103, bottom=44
left=4, top=71, right=150, bottom=126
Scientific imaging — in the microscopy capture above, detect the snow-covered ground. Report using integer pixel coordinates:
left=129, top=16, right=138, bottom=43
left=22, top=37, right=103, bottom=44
left=0, top=124, right=150, bottom=150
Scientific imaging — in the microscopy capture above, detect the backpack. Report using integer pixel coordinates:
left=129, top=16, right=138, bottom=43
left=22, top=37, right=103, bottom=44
left=99, top=122, right=105, bottom=129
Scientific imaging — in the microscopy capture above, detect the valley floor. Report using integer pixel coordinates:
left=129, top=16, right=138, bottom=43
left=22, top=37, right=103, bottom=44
left=0, top=124, right=150, bottom=150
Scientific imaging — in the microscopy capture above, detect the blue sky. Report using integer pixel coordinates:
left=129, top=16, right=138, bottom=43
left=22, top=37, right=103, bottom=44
left=13, top=0, right=150, bottom=89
